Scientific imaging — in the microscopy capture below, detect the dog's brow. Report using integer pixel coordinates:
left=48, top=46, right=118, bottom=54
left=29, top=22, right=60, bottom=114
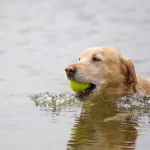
left=92, top=54, right=97, bottom=57
left=92, top=53, right=101, bottom=58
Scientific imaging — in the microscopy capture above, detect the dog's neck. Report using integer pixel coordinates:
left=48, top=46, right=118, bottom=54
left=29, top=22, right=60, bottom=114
left=99, top=82, right=130, bottom=101
left=97, top=75, right=150, bottom=101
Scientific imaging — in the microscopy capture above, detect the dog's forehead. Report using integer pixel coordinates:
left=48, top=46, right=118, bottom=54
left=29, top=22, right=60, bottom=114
left=80, top=47, right=121, bottom=62
left=80, top=48, right=102, bottom=58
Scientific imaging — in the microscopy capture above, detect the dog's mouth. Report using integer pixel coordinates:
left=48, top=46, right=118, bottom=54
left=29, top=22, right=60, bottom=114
left=75, top=83, right=96, bottom=101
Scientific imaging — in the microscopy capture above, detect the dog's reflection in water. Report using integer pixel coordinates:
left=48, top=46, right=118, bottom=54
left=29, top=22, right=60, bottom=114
left=31, top=93, right=150, bottom=150
left=67, top=101, right=138, bottom=150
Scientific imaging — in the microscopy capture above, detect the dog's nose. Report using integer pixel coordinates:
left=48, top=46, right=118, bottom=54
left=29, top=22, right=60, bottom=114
left=65, top=65, right=76, bottom=76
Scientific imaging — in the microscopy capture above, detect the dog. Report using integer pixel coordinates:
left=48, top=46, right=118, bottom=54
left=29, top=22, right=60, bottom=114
left=65, top=47, right=150, bottom=101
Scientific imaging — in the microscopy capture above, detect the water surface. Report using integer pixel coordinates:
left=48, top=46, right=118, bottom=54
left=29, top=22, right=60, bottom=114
left=0, top=0, right=150, bottom=150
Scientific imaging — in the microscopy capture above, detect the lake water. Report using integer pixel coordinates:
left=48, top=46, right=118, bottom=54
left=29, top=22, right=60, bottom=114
left=0, top=0, right=150, bottom=150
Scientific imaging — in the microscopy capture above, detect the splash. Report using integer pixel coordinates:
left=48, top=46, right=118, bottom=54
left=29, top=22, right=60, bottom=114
left=31, top=92, right=82, bottom=112
left=116, top=93, right=150, bottom=111
left=31, top=92, right=150, bottom=116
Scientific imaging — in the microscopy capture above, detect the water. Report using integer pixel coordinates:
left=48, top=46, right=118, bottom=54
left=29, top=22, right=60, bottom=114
left=0, top=0, right=150, bottom=149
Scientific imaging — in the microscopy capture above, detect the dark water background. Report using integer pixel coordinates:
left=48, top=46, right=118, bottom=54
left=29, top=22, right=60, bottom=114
left=0, top=0, right=150, bottom=149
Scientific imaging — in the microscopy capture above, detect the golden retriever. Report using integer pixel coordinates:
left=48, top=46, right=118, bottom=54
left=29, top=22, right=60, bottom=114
left=65, top=47, right=150, bottom=101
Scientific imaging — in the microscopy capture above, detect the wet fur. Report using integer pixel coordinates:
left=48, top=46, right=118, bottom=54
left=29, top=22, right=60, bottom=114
left=66, top=47, right=150, bottom=101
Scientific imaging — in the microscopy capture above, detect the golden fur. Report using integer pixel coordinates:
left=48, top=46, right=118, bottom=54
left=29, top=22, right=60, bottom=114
left=65, top=47, right=150, bottom=101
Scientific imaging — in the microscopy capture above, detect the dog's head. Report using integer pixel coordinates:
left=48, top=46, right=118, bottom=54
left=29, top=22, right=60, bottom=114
left=65, top=47, right=137, bottom=101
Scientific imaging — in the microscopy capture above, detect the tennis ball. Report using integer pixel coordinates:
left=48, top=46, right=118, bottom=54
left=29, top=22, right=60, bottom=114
left=69, top=80, right=90, bottom=93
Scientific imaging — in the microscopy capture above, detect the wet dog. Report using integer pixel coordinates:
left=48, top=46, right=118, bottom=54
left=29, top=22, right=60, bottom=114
left=65, top=47, right=150, bottom=101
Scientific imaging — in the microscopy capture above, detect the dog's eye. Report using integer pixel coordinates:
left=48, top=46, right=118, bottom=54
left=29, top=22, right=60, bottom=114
left=78, top=57, right=80, bottom=61
left=92, top=56, right=101, bottom=62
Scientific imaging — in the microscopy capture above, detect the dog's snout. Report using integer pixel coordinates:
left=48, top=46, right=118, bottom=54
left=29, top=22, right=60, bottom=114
left=65, top=65, right=76, bottom=76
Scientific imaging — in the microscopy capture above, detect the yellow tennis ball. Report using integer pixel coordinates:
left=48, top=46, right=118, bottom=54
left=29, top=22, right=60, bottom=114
left=69, top=80, right=90, bottom=93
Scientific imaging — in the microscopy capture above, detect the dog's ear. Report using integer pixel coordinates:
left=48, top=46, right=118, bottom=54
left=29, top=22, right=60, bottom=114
left=120, top=57, right=137, bottom=93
